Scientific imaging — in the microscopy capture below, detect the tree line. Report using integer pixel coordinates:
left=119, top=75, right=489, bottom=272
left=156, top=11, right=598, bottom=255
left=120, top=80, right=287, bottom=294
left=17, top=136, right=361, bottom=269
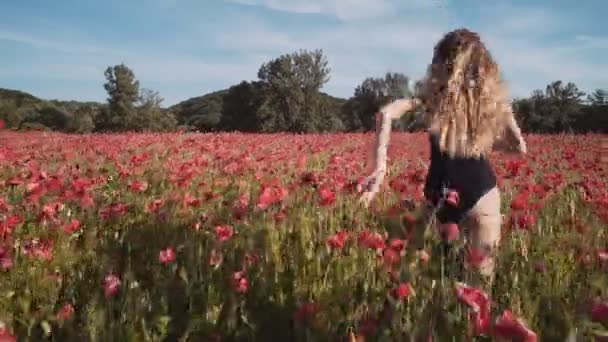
left=0, top=49, right=606, bottom=134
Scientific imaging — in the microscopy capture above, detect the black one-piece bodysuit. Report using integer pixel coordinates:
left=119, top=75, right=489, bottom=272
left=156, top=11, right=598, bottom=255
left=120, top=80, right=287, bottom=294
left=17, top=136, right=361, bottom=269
left=423, top=133, right=497, bottom=224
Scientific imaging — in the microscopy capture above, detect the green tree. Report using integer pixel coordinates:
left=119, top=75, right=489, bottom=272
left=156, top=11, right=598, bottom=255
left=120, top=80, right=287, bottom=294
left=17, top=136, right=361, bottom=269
left=36, top=104, right=70, bottom=130
left=588, top=89, right=608, bottom=106
left=66, top=105, right=97, bottom=133
left=342, top=72, right=413, bottom=131
left=170, top=90, right=226, bottom=132
left=0, top=99, right=22, bottom=129
left=220, top=81, right=264, bottom=132
left=98, top=64, right=141, bottom=131
left=576, top=89, right=608, bottom=133
left=136, top=88, right=177, bottom=132
left=256, top=49, right=331, bottom=132
left=544, top=81, right=585, bottom=132
left=512, top=81, right=586, bottom=133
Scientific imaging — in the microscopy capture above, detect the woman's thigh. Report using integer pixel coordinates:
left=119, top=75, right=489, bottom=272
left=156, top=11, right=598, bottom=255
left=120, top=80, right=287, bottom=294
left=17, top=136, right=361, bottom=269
left=462, top=187, right=502, bottom=248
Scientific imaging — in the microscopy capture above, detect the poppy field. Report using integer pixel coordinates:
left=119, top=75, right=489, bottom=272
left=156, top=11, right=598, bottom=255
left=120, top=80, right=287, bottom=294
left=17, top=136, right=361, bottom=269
left=0, top=130, right=607, bottom=341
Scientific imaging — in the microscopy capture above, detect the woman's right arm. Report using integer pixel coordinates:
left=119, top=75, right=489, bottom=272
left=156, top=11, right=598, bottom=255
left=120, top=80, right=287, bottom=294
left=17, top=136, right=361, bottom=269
left=369, top=98, right=422, bottom=172
left=360, top=98, right=421, bottom=206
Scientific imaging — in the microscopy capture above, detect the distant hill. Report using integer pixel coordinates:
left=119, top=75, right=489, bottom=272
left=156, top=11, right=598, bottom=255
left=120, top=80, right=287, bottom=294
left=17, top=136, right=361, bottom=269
left=167, top=88, right=347, bottom=130
left=168, top=87, right=348, bottom=131
left=1, top=86, right=349, bottom=132
left=0, top=88, right=41, bottom=106
left=168, top=89, right=229, bottom=131
left=0, top=87, right=106, bottom=132
left=0, top=87, right=105, bottom=110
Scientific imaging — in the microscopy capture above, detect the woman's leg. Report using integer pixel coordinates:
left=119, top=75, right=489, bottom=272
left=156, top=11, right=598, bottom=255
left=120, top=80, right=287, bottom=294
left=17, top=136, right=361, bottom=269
left=461, top=187, right=502, bottom=286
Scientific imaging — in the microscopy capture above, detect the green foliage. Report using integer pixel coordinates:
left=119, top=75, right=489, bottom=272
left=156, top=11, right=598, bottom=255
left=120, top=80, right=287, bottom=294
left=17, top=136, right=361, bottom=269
left=256, top=49, right=333, bottom=132
left=36, top=105, right=70, bottom=131
left=219, top=81, right=264, bottom=132
left=1, top=50, right=607, bottom=134
left=577, top=89, right=608, bottom=133
left=342, top=72, right=416, bottom=132
left=66, top=105, right=97, bottom=134
left=513, top=82, right=606, bottom=133
left=95, top=65, right=177, bottom=133
left=96, top=64, right=141, bottom=132
left=136, top=89, right=178, bottom=132
left=0, top=99, right=24, bottom=128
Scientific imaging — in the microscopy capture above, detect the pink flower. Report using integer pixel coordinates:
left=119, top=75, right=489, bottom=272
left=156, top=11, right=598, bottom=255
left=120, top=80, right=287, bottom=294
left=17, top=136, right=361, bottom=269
left=439, top=223, right=460, bottom=242
left=63, top=219, right=81, bottom=234
left=446, top=190, right=460, bottom=206
left=128, top=180, right=148, bottom=193
left=103, top=273, right=121, bottom=298
left=231, top=271, right=248, bottom=294
left=465, top=247, right=487, bottom=270
left=513, top=213, right=536, bottom=230
left=357, top=230, right=386, bottom=251
left=591, top=301, right=608, bottom=323
left=214, top=225, right=234, bottom=242
left=22, top=239, right=53, bottom=261
left=390, top=283, right=411, bottom=301
left=159, top=247, right=176, bottom=265
left=0, top=323, right=16, bottom=342
left=318, top=186, right=336, bottom=206
left=454, top=283, right=491, bottom=336
left=327, top=230, right=349, bottom=249
left=56, top=303, right=75, bottom=321
left=389, top=238, right=407, bottom=252
left=493, top=310, right=537, bottom=342
left=382, top=248, right=400, bottom=267
left=295, top=303, right=320, bottom=322
left=0, top=246, right=13, bottom=271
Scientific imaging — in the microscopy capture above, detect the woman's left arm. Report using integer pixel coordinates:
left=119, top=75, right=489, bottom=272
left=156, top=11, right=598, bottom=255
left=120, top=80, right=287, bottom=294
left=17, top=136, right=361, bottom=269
left=504, top=113, right=527, bottom=154
left=492, top=102, right=527, bottom=155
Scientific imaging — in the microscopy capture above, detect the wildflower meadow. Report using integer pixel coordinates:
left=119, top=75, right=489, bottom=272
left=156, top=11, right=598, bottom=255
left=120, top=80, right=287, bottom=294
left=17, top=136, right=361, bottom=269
left=0, top=130, right=606, bottom=341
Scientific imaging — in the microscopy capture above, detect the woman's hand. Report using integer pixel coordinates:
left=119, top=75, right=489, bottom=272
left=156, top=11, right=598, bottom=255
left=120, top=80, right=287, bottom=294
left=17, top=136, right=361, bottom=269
left=358, top=168, right=386, bottom=208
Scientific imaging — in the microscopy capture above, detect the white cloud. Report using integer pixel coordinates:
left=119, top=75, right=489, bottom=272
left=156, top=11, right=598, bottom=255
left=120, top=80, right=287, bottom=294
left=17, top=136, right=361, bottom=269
left=1, top=0, right=606, bottom=106
left=0, top=30, right=263, bottom=104
left=215, top=1, right=607, bottom=99
left=574, top=35, right=608, bottom=50
left=0, top=30, right=108, bottom=55
left=224, top=0, right=433, bottom=21
left=211, top=12, right=448, bottom=97
left=229, top=0, right=323, bottom=14
left=151, top=0, right=179, bottom=9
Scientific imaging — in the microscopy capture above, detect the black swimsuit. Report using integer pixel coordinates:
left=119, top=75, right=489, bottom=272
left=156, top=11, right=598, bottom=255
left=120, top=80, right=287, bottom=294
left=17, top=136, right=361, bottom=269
left=423, top=133, right=497, bottom=224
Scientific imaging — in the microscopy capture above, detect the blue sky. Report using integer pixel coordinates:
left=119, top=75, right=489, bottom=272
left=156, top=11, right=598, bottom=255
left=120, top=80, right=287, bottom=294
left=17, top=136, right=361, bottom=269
left=1, top=0, right=606, bottom=106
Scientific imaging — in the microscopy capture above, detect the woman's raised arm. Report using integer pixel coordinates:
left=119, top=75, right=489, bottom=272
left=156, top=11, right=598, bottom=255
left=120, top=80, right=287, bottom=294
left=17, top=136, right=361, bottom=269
left=492, top=103, right=527, bottom=155
left=360, top=98, right=421, bottom=207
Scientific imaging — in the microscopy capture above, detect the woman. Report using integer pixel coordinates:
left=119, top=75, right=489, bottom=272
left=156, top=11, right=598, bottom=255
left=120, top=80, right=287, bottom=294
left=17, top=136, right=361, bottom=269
left=359, top=28, right=527, bottom=285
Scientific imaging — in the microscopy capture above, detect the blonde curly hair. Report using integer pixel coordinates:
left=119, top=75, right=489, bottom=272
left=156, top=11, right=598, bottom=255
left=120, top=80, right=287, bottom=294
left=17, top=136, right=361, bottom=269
left=359, top=28, right=526, bottom=207
left=416, top=28, right=523, bottom=158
